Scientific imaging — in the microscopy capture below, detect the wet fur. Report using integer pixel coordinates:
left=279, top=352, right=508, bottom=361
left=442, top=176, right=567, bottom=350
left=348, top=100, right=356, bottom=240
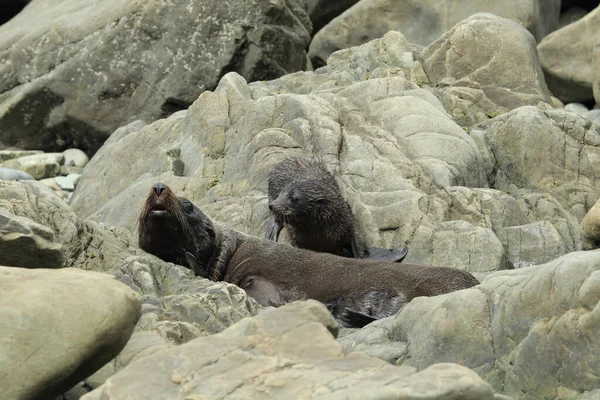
left=138, top=183, right=480, bottom=328
left=266, top=157, right=360, bottom=257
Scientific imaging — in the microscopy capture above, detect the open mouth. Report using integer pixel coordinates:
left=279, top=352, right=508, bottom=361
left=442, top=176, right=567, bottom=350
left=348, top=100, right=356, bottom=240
left=148, top=203, right=170, bottom=217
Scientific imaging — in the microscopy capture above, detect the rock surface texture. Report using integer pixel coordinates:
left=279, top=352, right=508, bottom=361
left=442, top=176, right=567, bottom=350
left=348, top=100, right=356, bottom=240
left=538, top=4, right=600, bottom=103
left=0, top=0, right=312, bottom=154
left=309, top=0, right=560, bottom=66
left=84, top=301, right=502, bottom=400
left=340, top=250, right=600, bottom=399
left=72, top=16, right=584, bottom=276
left=0, top=267, right=141, bottom=399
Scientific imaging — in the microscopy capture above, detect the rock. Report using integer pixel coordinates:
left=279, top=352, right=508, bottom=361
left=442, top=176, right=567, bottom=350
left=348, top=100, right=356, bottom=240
left=586, top=109, right=600, bottom=127
left=0, top=149, right=42, bottom=163
left=580, top=197, right=600, bottom=249
left=39, top=177, right=61, bottom=191
left=595, top=34, right=600, bottom=105
left=55, top=175, right=76, bottom=191
left=0, top=0, right=311, bottom=154
left=0, top=208, right=63, bottom=268
left=0, top=167, right=34, bottom=181
left=305, top=0, right=360, bottom=33
left=0, top=267, right=141, bottom=399
left=309, top=0, right=560, bottom=67
left=471, top=106, right=600, bottom=222
left=558, top=6, right=589, bottom=28
left=339, top=250, right=600, bottom=399
left=549, top=96, right=564, bottom=108
left=62, top=148, right=89, bottom=168
left=69, top=26, right=587, bottom=275
left=0, top=180, right=139, bottom=273
left=538, top=5, right=600, bottom=103
left=59, top=165, right=83, bottom=176
left=84, top=300, right=501, bottom=400
left=419, top=13, right=553, bottom=127
left=564, top=102, right=589, bottom=115
left=0, top=152, right=64, bottom=179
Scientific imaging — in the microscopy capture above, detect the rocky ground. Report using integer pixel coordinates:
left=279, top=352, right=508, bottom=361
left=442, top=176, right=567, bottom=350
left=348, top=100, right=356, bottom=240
left=1, top=1, right=600, bottom=399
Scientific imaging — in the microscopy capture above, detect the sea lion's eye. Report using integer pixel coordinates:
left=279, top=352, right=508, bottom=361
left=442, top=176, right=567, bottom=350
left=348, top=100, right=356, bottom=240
left=290, top=195, right=299, bottom=204
left=182, top=201, right=193, bottom=213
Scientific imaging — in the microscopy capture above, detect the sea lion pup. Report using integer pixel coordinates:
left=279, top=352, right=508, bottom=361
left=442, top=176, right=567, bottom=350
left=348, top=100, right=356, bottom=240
left=137, top=182, right=217, bottom=278
left=137, top=183, right=479, bottom=328
left=266, top=156, right=408, bottom=262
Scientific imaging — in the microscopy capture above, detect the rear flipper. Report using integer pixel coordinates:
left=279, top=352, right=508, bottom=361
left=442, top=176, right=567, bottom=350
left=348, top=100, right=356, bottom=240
left=362, top=245, right=408, bottom=263
left=265, top=216, right=283, bottom=242
left=339, top=308, right=377, bottom=328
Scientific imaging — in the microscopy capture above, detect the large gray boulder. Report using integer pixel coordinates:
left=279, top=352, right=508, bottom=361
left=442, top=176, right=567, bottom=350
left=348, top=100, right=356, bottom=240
left=0, top=179, right=139, bottom=272
left=471, top=106, right=600, bottom=222
left=419, top=13, right=553, bottom=127
left=0, top=267, right=141, bottom=400
left=0, top=0, right=312, bottom=154
left=538, top=5, right=600, bottom=103
left=308, top=0, right=560, bottom=67
left=84, top=300, right=503, bottom=400
left=305, top=0, right=360, bottom=33
left=340, top=250, right=600, bottom=399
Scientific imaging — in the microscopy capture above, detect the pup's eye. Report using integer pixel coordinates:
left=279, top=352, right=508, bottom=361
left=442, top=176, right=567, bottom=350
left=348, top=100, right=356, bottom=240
left=290, top=195, right=299, bottom=204
left=182, top=201, right=193, bottom=213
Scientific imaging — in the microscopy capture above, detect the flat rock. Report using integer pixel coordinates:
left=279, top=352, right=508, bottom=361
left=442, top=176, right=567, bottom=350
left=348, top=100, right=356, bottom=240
left=0, top=152, right=64, bottom=179
left=340, top=250, right=600, bottom=399
left=84, top=300, right=501, bottom=400
left=309, top=0, right=560, bottom=67
left=0, top=267, right=141, bottom=399
left=0, top=208, right=63, bottom=268
left=538, top=4, right=600, bottom=103
left=0, top=0, right=311, bottom=154
left=0, top=167, right=34, bottom=181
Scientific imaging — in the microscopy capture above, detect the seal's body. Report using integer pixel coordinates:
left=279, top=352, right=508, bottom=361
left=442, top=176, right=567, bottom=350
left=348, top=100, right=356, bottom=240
left=138, top=183, right=479, bottom=327
left=266, top=157, right=359, bottom=258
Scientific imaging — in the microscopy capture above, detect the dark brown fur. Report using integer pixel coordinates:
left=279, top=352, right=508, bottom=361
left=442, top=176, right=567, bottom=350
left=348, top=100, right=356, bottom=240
left=266, top=157, right=360, bottom=258
left=138, top=182, right=217, bottom=277
left=137, top=183, right=479, bottom=327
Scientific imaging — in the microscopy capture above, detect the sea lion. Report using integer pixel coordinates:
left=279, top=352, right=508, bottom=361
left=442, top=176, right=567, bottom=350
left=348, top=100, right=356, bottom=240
left=137, top=182, right=216, bottom=278
left=266, top=156, right=408, bottom=262
left=138, top=183, right=480, bottom=328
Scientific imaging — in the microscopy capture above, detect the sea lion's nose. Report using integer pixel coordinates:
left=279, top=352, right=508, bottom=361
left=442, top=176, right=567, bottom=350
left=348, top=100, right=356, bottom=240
left=268, top=202, right=274, bottom=211
left=152, top=182, right=166, bottom=196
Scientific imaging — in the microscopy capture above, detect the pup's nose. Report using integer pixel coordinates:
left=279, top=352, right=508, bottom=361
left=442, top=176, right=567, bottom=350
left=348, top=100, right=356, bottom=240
left=152, top=182, right=166, bottom=196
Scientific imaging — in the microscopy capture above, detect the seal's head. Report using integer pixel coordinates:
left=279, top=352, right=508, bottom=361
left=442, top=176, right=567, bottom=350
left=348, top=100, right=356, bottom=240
left=268, top=179, right=346, bottom=224
left=138, top=182, right=216, bottom=277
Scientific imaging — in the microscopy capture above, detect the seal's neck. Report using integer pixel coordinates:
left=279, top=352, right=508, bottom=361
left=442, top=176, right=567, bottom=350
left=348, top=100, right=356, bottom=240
left=208, top=222, right=246, bottom=282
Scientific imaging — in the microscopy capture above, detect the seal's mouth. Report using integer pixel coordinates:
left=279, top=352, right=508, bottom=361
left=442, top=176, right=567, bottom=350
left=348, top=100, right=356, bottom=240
left=148, top=202, right=170, bottom=217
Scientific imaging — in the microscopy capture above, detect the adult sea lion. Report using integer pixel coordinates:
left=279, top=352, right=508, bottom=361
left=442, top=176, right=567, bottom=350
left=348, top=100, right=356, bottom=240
left=266, top=156, right=408, bottom=262
left=138, top=183, right=480, bottom=327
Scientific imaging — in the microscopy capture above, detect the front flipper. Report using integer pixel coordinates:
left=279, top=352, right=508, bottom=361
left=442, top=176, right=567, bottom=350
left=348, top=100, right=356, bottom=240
left=339, top=308, right=377, bottom=328
left=265, top=216, right=283, bottom=242
left=363, top=245, right=408, bottom=263
left=185, top=252, right=208, bottom=278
